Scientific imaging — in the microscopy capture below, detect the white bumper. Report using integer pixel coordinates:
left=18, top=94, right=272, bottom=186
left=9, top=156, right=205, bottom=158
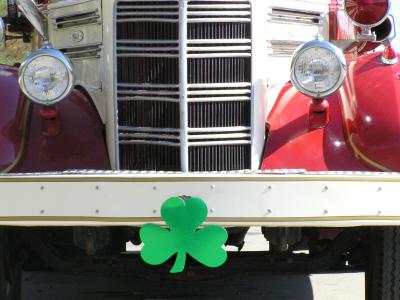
left=1, top=171, right=400, bottom=227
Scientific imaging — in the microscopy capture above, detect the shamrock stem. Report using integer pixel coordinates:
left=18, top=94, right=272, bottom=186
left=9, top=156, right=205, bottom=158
left=170, top=251, right=186, bottom=273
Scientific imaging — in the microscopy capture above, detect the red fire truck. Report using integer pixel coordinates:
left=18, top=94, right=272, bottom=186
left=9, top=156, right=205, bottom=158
left=0, top=0, right=397, bottom=299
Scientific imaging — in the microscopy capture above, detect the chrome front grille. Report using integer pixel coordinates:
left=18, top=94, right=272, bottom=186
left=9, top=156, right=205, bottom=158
left=115, top=0, right=252, bottom=171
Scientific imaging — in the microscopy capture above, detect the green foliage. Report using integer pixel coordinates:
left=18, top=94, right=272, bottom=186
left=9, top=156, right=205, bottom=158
left=0, top=0, right=31, bottom=65
left=140, top=197, right=228, bottom=273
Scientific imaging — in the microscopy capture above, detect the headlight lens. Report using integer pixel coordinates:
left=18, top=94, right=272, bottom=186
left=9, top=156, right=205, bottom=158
left=290, top=40, right=347, bottom=98
left=19, top=48, right=75, bottom=105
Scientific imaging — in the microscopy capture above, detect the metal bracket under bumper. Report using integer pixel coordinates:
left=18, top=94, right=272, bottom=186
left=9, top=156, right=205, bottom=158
left=1, top=171, right=400, bottom=227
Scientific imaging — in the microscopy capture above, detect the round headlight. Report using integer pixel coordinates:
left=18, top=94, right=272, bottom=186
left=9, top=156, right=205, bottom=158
left=19, top=47, right=75, bottom=106
left=290, top=40, right=347, bottom=99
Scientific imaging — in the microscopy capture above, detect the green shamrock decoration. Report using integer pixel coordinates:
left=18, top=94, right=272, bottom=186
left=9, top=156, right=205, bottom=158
left=140, top=197, right=228, bottom=273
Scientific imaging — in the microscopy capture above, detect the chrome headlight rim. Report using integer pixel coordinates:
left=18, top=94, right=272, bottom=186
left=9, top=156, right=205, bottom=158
left=290, top=40, right=347, bottom=99
left=18, top=47, right=75, bottom=106
left=0, top=18, right=5, bottom=43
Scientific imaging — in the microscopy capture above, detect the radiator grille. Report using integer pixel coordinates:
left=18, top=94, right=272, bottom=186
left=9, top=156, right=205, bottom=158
left=120, top=144, right=181, bottom=171
left=188, top=100, right=250, bottom=128
left=189, top=144, right=251, bottom=171
left=115, top=0, right=252, bottom=171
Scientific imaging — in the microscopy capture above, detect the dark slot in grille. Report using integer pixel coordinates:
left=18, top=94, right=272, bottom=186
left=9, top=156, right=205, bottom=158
left=117, top=57, right=179, bottom=84
left=118, top=101, right=180, bottom=128
left=189, top=144, right=251, bottom=172
left=120, top=144, right=181, bottom=171
left=188, top=57, right=251, bottom=84
left=117, top=22, right=178, bottom=40
left=188, top=22, right=251, bottom=40
left=188, top=101, right=251, bottom=128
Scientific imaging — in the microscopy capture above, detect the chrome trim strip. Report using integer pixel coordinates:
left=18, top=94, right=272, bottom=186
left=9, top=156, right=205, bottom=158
left=113, top=1, right=120, bottom=169
left=117, top=40, right=179, bottom=44
left=2, top=171, right=400, bottom=226
left=120, top=140, right=180, bottom=147
left=187, top=89, right=251, bottom=95
left=117, top=53, right=179, bottom=58
left=117, top=5, right=179, bottom=10
left=188, top=39, right=251, bottom=44
left=179, top=0, right=189, bottom=172
left=118, top=90, right=180, bottom=96
left=187, top=83, right=252, bottom=88
left=117, top=97, right=179, bottom=102
left=188, top=140, right=251, bottom=146
left=3, top=170, right=400, bottom=181
left=187, top=133, right=251, bottom=140
left=119, top=132, right=180, bottom=140
left=187, top=18, right=251, bottom=23
left=187, top=96, right=251, bottom=102
left=116, top=18, right=178, bottom=23
left=188, top=126, right=251, bottom=133
left=187, top=53, right=251, bottom=58
left=119, top=126, right=180, bottom=133
left=117, top=83, right=179, bottom=88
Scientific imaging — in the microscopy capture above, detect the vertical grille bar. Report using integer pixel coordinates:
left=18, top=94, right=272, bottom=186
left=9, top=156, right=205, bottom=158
left=179, top=0, right=189, bottom=172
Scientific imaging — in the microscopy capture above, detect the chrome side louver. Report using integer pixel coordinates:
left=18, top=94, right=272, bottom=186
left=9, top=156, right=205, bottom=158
left=269, top=7, right=322, bottom=25
left=267, top=7, right=325, bottom=58
left=61, top=44, right=102, bottom=60
left=51, top=8, right=101, bottom=29
left=268, top=40, right=303, bottom=57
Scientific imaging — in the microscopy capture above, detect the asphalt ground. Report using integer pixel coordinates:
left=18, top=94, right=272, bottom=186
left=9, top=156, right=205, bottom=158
left=22, top=271, right=364, bottom=300
left=22, top=228, right=365, bottom=300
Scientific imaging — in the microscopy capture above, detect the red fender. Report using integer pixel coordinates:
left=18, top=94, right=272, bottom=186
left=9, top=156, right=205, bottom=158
left=14, top=88, right=110, bottom=173
left=261, top=83, right=370, bottom=172
left=341, top=52, right=400, bottom=172
left=0, top=65, right=110, bottom=172
left=0, top=65, right=29, bottom=172
left=262, top=51, right=400, bottom=172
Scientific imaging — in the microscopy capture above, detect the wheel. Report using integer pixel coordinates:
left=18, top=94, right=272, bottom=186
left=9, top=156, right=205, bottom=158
left=0, top=229, right=22, bottom=300
left=366, top=227, right=400, bottom=300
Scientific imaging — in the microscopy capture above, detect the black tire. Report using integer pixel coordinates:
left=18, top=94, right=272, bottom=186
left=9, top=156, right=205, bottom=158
left=366, top=227, right=400, bottom=300
left=0, top=229, right=22, bottom=300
